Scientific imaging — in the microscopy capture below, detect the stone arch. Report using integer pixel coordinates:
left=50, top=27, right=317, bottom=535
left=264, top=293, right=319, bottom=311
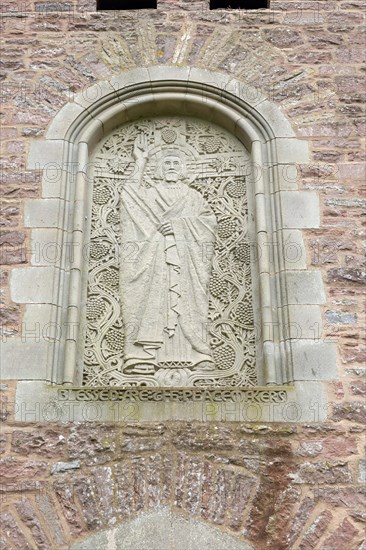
left=13, top=66, right=336, bottom=421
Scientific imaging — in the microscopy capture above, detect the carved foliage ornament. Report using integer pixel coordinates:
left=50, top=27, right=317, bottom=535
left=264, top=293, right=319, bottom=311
left=83, top=117, right=256, bottom=388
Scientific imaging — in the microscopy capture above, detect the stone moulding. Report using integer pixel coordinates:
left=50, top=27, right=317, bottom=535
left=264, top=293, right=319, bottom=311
left=8, top=66, right=337, bottom=419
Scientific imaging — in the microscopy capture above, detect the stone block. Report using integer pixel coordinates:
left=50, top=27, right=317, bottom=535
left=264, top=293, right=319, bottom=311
left=148, top=65, right=191, bottom=84
left=291, top=461, right=351, bottom=485
left=280, top=271, right=326, bottom=305
left=51, top=461, right=80, bottom=475
left=290, top=382, right=328, bottom=421
left=36, top=494, right=66, bottom=547
left=272, top=163, right=300, bottom=191
left=27, top=140, right=65, bottom=170
left=277, top=229, right=307, bottom=270
left=272, top=138, right=309, bottom=164
left=324, top=310, right=357, bottom=325
left=73, top=80, right=117, bottom=109
left=11, top=428, right=67, bottom=458
left=110, top=68, right=150, bottom=94
left=0, top=457, right=48, bottom=480
left=291, top=341, right=337, bottom=381
left=0, top=340, right=49, bottom=380
left=42, top=168, right=67, bottom=198
left=29, top=228, right=65, bottom=266
left=256, top=100, right=295, bottom=137
left=0, top=511, right=33, bottom=550
left=333, top=402, right=366, bottom=423
left=358, top=459, right=366, bottom=483
left=15, top=499, right=51, bottom=548
left=23, top=304, right=60, bottom=341
left=282, top=305, right=322, bottom=340
left=188, top=67, right=232, bottom=96
left=10, top=267, right=55, bottom=303
left=24, top=198, right=63, bottom=228
left=46, top=102, right=89, bottom=140
left=328, top=268, right=366, bottom=284
left=280, top=191, right=320, bottom=228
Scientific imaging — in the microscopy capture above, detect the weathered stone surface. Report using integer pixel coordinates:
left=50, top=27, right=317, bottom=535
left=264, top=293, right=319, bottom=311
left=68, top=508, right=253, bottom=550
left=92, top=466, right=115, bottom=525
left=11, top=428, right=67, bottom=458
left=246, top=454, right=293, bottom=545
left=53, top=481, right=85, bottom=535
left=121, top=424, right=166, bottom=436
left=228, top=473, right=257, bottom=531
left=73, top=477, right=104, bottom=530
left=290, top=461, right=352, bottom=484
left=328, top=268, right=366, bottom=284
left=120, top=436, right=166, bottom=453
left=0, top=511, right=33, bottom=550
left=114, top=461, right=134, bottom=518
left=296, top=440, right=323, bottom=457
left=0, top=433, right=6, bottom=453
left=310, top=237, right=355, bottom=265
left=0, top=306, right=20, bottom=327
left=37, top=494, right=66, bottom=547
left=51, top=460, right=81, bottom=474
left=350, top=380, right=366, bottom=395
left=358, top=459, right=366, bottom=483
left=0, top=205, right=20, bottom=227
left=333, top=402, right=366, bottom=423
left=316, top=486, right=366, bottom=511
left=3, top=248, right=27, bottom=265
left=287, top=496, right=316, bottom=547
left=0, top=457, right=48, bottom=479
left=68, top=425, right=117, bottom=464
left=325, top=310, right=357, bottom=324
left=321, top=517, right=359, bottom=549
left=321, top=435, right=358, bottom=457
left=0, top=231, right=25, bottom=246
left=263, top=29, right=304, bottom=48
left=173, top=426, right=234, bottom=451
left=343, top=349, right=366, bottom=364
left=15, top=498, right=51, bottom=549
left=298, top=510, right=333, bottom=549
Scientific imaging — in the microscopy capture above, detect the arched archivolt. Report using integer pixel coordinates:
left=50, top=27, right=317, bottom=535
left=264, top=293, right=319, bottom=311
left=23, top=66, right=335, bottom=418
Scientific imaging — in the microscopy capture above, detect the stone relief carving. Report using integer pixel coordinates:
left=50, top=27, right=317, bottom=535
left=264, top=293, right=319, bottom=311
left=83, top=117, right=257, bottom=388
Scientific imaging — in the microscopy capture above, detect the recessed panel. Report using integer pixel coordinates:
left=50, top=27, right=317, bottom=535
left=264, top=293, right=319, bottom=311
left=82, top=116, right=256, bottom=388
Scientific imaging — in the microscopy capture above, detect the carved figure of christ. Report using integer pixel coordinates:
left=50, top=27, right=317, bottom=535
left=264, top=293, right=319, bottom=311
left=119, top=135, right=217, bottom=375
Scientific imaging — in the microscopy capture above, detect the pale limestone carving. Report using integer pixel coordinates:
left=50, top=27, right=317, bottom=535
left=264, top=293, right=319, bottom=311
left=121, top=139, right=217, bottom=379
left=84, top=117, right=256, bottom=388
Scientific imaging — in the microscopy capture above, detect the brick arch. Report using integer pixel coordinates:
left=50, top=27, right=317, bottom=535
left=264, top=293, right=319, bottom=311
left=3, top=423, right=361, bottom=550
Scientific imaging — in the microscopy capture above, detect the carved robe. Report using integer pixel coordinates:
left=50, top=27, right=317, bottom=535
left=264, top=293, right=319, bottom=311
left=120, top=181, right=217, bottom=372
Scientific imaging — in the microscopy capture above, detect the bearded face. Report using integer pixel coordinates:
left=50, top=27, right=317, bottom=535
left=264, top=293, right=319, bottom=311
left=161, top=155, right=183, bottom=182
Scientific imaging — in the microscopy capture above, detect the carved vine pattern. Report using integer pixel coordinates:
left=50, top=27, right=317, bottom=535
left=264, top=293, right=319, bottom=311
left=83, top=117, right=257, bottom=387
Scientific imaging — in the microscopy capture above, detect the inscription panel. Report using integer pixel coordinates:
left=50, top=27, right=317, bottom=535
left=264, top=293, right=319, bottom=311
left=59, top=388, right=287, bottom=403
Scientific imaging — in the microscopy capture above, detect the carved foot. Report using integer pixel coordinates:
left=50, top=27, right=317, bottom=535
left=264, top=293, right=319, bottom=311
left=192, top=361, right=215, bottom=372
left=123, top=363, right=157, bottom=375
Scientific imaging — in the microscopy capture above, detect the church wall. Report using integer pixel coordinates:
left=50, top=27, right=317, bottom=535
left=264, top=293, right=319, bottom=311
left=0, top=1, right=365, bottom=548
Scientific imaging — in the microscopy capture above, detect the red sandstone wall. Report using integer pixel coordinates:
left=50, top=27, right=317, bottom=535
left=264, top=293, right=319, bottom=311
left=0, top=1, right=365, bottom=548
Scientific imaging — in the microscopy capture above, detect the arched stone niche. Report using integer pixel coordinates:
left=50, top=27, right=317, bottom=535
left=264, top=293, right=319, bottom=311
left=10, top=67, right=337, bottom=421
